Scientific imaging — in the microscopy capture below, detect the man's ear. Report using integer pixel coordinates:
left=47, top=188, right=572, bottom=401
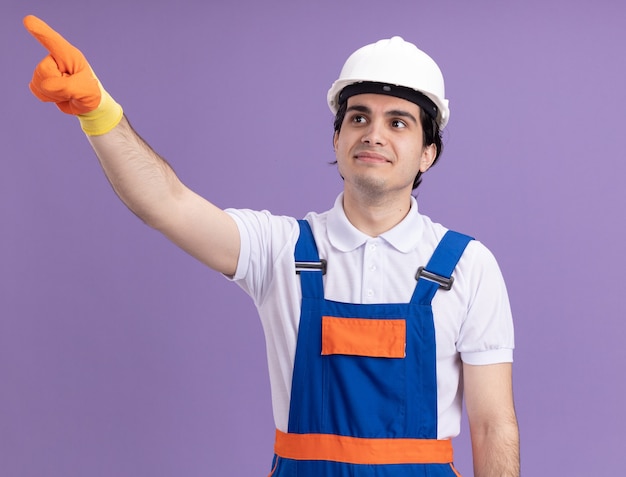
left=333, top=131, right=339, bottom=152
left=419, top=143, right=437, bottom=173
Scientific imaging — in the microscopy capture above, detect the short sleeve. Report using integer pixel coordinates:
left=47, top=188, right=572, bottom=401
left=224, top=208, right=299, bottom=305
left=456, top=241, right=515, bottom=364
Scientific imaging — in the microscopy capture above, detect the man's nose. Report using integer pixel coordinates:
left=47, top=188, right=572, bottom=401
left=361, top=121, right=386, bottom=145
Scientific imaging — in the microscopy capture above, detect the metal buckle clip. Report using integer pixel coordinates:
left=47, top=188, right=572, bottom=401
left=295, top=259, right=327, bottom=275
left=416, top=266, right=454, bottom=291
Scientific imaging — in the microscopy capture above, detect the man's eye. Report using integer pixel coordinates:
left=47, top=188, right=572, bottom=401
left=352, top=115, right=367, bottom=124
left=391, top=119, right=407, bottom=129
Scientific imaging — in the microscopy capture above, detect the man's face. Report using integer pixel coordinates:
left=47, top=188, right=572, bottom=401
left=333, top=93, right=436, bottom=198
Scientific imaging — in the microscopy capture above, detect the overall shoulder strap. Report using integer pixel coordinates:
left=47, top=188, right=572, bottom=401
left=295, top=220, right=325, bottom=299
left=411, top=230, right=474, bottom=305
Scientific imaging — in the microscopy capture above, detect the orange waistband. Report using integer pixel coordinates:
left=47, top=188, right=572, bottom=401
left=274, top=429, right=453, bottom=465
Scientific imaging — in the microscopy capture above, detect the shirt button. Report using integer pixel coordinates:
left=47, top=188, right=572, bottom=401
left=370, top=265, right=377, bottom=272
left=367, top=289, right=374, bottom=297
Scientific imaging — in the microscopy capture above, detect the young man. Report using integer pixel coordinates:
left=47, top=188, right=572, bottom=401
left=24, top=15, right=519, bottom=476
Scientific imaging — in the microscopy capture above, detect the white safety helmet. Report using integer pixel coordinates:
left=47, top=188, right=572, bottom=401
left=327, top=36, right=450, bottom=129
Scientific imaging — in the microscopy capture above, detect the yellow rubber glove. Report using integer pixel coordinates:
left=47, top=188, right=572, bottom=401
left=24, top=15, right=123, bottom=136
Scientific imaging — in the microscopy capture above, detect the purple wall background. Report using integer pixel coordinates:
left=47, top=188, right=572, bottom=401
left=2, top=0, right=625, bottom=475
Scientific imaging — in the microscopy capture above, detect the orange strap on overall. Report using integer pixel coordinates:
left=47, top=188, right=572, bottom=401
left=274, top=429, right=453, bottom=465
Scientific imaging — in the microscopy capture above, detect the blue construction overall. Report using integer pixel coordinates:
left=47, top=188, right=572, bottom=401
left=269, top=220, right=473, bottom=477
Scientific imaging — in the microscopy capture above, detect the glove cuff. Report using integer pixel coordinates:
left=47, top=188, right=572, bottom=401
left=78, top=83, right=123, bottom=136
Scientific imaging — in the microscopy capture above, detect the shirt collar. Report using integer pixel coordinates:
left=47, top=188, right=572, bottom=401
left=327, top=193, right=424, bottom=253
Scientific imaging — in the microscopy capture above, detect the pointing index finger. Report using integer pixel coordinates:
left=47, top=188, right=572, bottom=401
left=23, top=15, right=81, bottom=73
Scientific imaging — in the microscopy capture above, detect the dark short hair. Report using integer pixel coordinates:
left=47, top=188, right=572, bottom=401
left=333, top=97, right=443, bottom=190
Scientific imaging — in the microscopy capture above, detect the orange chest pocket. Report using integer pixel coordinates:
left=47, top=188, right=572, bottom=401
left=321, top=316, right=406, bottom=358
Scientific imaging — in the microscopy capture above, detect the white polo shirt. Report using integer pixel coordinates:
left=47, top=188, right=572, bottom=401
left=226, top=193, right=514, bottom=439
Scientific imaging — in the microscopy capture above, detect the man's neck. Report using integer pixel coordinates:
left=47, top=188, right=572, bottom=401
left=342, top=189, right=413, bottom=237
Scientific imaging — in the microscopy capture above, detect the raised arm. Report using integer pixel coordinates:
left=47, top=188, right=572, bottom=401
left=23, top=15, right=240, bottom=275
left=463, top=362, right=520, bottom=477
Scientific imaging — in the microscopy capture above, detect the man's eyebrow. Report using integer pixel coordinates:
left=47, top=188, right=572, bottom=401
left=346, top=104, right=418, bottom=125
left=386, top=109, right=418, bottom=125
left=346, top=104, right=372, bottom=115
